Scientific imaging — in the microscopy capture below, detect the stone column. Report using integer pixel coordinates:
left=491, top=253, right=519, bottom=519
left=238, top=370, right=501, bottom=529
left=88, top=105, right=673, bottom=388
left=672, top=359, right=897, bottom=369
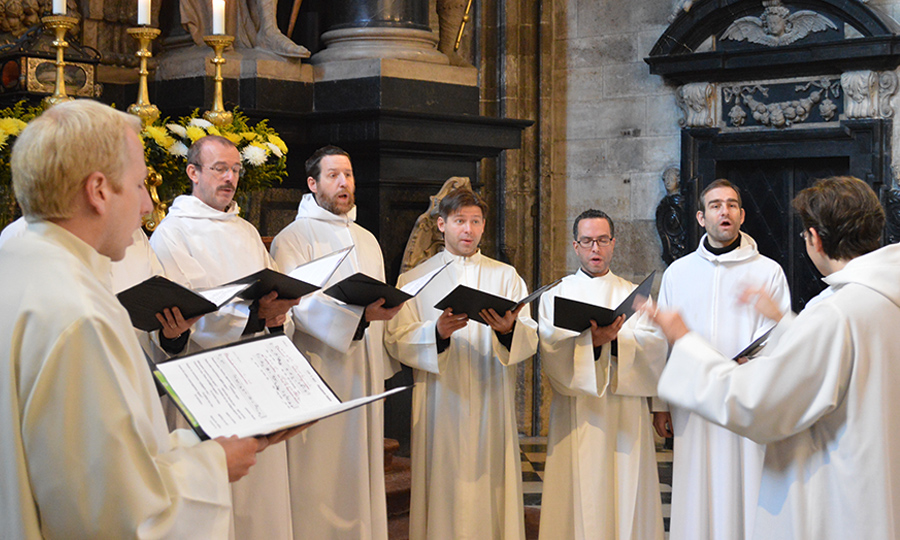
left=311, top=0, right=448, bottom=64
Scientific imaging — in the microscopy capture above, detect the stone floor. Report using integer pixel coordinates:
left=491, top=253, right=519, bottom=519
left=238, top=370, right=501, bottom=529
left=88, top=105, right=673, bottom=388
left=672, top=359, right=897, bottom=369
left=389, top=436, right=674, bottom=539
left=519, top=436, right=673, bottom=539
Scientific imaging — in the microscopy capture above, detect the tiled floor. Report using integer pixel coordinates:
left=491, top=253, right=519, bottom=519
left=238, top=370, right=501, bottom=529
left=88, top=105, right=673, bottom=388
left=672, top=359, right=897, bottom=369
left=520, top=436, right=673, bottom=536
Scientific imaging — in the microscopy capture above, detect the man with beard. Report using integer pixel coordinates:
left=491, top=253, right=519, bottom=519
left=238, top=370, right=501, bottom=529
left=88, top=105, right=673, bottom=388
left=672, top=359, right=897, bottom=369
left=650, top=176, right=900, bottom=539
left=385, top=187, right=538, bottom=540
left=269, top=145, right=401, bottom=540
left=652, top=179, right=790, bottom=540
left=150, top=135, right=300, bottom=540
left=538, top=209, right=667, bottom=540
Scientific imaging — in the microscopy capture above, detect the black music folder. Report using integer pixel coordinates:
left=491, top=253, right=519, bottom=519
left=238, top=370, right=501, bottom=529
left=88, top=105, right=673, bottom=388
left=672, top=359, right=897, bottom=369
left=553, top=271, right=656, bottom=332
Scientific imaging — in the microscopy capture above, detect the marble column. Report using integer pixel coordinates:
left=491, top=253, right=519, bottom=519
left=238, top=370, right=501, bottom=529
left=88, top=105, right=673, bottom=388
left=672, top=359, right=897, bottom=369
left=312, top=0, right=448, bottom=65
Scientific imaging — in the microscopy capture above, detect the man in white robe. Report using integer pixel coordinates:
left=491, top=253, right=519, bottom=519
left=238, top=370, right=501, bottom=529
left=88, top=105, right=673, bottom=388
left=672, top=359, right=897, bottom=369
left=269, top=146, right=401, bottom=540
left=650, top=176, right=900, bottom=539
left=538, top=209, right=667, bottom=540
left=150, top=135, right=300, bottom=540
left=652, top=179, right=790, bottom=540
left=0, top=217, right=195, bottom=362
left=385, top=187, right=539, bottom=540
left=0, top=100, right=266, bottom=539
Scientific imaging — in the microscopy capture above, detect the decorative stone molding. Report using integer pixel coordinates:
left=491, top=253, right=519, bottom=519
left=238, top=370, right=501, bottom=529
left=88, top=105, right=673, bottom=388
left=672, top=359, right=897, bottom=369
left=842, top=70, right=899, bottom=119
left=656, top=167, right=689, bottom=264
left=723, top=79, right=841, bottom=128
left=677, top=83, right=716, bottom=127
left=885, top=186, right=900, bottom=245
left=721, top=0, right=838, bottom=48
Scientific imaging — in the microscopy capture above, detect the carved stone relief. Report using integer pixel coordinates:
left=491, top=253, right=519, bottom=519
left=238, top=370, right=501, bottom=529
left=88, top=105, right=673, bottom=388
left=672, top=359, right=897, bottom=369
left=884, top=185, right=900, bottom=245
left=842, top=70, right=899, bottom=119
left=722, top=79, right=841, bottom=128
left=720, top=0, right=837, bottom=47
left=655, top=166, right=689, bottom=264
left=676, top=82, right=716, bottom=127
left=400, top=176, right=472, bottom=274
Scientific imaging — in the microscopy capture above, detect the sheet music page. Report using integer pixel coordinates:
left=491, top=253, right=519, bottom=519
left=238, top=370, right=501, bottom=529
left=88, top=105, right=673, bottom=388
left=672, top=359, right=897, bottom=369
left=157, top=336, right=340, bottom=438
left=400, top=261, right=451, bottom=295
left=289, top=246, right=353, bottom=287
left=197, top=282, right=253, bottom=307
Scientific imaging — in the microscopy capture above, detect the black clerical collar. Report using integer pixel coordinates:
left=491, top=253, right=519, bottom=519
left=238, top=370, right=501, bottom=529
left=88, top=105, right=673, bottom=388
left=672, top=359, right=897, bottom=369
left=704, top=236, right=741, bottom=255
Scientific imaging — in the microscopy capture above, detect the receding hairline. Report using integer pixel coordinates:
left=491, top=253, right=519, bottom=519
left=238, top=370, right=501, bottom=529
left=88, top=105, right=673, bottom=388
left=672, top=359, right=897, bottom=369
left=701, top=186, right=740, bottom=207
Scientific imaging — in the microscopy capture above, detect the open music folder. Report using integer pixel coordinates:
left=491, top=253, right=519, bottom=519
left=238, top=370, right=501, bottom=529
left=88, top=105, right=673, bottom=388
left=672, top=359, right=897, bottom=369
left=324, top=261, right=451, bottom=309
left=117, top=246, right=353, bottom=332
left=154, top=334, right=411, bottom=439
left=433, top=278, right=562, bottom=326
left=553, top=271, right=656, bottom=332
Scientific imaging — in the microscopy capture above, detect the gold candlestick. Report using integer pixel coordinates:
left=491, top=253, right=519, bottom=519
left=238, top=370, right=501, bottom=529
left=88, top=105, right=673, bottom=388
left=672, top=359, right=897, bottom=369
left=127, top=26, right=161, bottom=126
left=202, top=34, right=235, bottom=127
left=142, top=166, right=167, bottom=231
left=41, top=15, right=79, bottom=107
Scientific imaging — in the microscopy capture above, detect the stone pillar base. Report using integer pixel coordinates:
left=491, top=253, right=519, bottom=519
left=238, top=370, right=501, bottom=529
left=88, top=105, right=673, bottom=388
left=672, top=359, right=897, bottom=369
left=311, top=27, right=449, bottom=65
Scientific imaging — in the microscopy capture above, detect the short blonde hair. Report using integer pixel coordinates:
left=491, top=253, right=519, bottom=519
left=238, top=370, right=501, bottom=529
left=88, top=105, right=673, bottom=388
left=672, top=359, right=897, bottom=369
left=12, top=100, right=142, bottom=220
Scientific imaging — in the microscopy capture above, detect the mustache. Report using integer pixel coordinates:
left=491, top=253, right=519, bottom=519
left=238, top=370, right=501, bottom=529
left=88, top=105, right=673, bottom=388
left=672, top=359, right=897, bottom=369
left=216, top=183, right=236, bottom=191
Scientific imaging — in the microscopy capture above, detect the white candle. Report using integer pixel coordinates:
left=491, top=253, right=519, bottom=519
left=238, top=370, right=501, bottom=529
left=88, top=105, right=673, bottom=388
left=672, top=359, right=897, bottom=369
left=52, top=0, right=64, bottom=14
left=138, top=0, right=150, bottom=25
left=212, top=0, right=225, bottom=35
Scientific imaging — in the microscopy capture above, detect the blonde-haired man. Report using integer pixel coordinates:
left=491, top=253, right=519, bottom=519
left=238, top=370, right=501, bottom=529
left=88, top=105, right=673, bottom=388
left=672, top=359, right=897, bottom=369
left=0, top=99, right=278, bottom=539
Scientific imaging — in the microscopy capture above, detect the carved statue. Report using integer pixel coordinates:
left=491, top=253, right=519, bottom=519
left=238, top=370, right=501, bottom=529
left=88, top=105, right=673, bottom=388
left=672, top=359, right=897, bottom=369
left=437, top=0, right=473, bottom=67
left=401, top=176, right=472, bottom=274
left=721, top=0, right=837, bottom=47
left=0, top=0, right=78, bottom=45
left=669, top=0, right=696, bottom=23
left=676, top=82, right=716, bottom=127
left=656, top=167, right=688, bottom=265
left=180, top=0, right=310, bottom=58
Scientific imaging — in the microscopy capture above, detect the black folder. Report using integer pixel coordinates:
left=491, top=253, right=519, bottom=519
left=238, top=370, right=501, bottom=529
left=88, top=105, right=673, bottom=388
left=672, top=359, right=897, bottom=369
left=117, top=276, right=249, bottom=332
left=228, top=268, right=320, bottom=302
left=324, top=262, right=450, bottom=309
left=553, top=271, right=656, bottom=332
left=433, top=278, right=561, bottom=326
left=732, top=326, right=775, bottom=361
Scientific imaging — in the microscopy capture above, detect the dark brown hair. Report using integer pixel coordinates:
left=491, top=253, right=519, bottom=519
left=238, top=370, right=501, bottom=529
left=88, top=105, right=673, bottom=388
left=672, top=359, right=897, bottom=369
left=572, top=209, right=615, bottom=240
left=699, top=179, right=742, bottom=210
left=792, top=176, right=884, bottom=260
left=438, top=187, right=489, bottom=220
left=305, top=145, right=351, bottom=182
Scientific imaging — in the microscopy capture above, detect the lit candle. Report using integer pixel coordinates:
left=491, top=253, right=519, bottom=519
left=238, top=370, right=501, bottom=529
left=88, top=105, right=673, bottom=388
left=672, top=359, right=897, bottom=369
left=212, top=0, right=225, bottom=35
left=138, top=0, right=150, bottom=25
left=52, top=0, right=65, bottom=14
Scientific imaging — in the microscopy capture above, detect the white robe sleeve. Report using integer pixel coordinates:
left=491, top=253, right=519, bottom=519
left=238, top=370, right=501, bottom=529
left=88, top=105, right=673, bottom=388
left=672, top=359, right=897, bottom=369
left=613, top=312, right=668, bottom=397
left=384, top=283, right=443, bottom=375
left=657, top=300, right=852, bottom=445
left=493, top=274, right=538, bottom=367
left=23, top=318, right=231, bottom=538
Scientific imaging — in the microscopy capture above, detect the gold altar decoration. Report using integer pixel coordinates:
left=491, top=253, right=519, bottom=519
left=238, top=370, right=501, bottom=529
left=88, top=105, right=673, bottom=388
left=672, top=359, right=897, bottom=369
left=202, top=34, right=235, bottom=127
left=40, top=14, right=79, bottom=107
left=127, top=26, right=162, bottom=127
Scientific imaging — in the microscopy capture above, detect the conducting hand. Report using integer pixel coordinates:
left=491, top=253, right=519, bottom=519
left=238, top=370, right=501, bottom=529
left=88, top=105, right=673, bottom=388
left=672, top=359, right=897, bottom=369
left=738, top=285, right=784, bottom=323
left=640, top=304, right=689, bottom=345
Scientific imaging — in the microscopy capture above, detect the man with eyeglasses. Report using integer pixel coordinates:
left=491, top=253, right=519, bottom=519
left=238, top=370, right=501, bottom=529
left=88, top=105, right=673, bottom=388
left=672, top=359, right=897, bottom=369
left=150, top=135, right=301, bottom=540
left=652, top=179, right=790, bottom=540
left=269, top=145, right=401, bottom=540
left=536, top=209, right=667, bottom=540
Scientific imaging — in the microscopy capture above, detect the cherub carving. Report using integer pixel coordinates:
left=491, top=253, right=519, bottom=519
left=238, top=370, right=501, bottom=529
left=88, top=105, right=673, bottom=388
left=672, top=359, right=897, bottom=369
left=400, top=176, right=472, bottom=273
left=721, top=0, right=837, bottom=47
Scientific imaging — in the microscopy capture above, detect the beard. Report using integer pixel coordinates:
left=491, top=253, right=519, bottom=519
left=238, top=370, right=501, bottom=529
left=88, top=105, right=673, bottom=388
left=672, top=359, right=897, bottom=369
left=316, top=190, right=355, bottom=215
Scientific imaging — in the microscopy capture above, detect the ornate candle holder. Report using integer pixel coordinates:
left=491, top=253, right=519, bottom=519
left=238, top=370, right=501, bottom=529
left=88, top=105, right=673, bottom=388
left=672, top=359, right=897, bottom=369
left=127, top=26, right=161, bottom=126
left=41, top=14, right=79, bottom=107
left=202, top=34, right=235, bottom=127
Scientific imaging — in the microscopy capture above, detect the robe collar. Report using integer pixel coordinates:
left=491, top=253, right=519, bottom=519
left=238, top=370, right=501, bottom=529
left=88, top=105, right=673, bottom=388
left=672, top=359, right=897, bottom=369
left=167, top=194, right=241, bottom=221
left=697, top=231, right=758, bottom=264
left=27, top=220, right=113, bottom=290
left=295, top=193, right=357, bottom=224
left=440, top=248, right=483, bottom=266
left=576, top=267, right=616, bottom=281
left=823, top=243, right=900, bottom=309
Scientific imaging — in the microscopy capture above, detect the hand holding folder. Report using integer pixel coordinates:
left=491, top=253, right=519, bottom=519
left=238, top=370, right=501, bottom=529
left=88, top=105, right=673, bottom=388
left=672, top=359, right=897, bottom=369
left=553, top=271, right=656, bottom=333
left=433, top=278, right=562, bottom=326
